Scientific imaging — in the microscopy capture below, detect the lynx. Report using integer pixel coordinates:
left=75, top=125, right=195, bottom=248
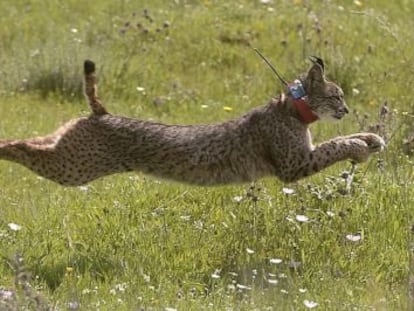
left=0, top=58, right=384, bottom=186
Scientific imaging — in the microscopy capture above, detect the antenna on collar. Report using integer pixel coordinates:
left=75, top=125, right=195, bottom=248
left=254, top=48, right=306, bottom=99
left=253, top=48, right=288, bottom=86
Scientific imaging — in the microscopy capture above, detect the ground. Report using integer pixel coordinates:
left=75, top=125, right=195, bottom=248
left=0, top=0, right=414, bottom=309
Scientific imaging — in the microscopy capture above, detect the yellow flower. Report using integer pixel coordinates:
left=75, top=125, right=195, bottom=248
left=223, top=106, right=233, bottom=112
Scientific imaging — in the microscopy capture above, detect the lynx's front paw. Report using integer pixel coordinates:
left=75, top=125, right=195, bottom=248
left=349, top=133, right=386, bottom=153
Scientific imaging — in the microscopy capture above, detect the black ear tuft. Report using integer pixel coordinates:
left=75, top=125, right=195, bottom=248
left=304, top=56, right=326, bottom=94
left=84, top=60, right=96, bottom=75
left=309, top=56, right=324, bottom=72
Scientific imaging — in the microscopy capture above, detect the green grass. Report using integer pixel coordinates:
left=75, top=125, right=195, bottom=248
left=1, top=0, right=414, bottom=309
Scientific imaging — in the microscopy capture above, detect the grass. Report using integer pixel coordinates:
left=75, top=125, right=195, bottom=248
left=1, top=0, right=414, bottom=309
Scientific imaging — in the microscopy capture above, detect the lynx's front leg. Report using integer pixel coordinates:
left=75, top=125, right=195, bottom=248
left=282, top=133, right=385, bottom=182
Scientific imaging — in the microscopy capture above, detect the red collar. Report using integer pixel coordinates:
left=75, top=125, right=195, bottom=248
left=292, top=97, right=319, bottom=124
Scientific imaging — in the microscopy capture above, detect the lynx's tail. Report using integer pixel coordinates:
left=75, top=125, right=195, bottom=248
left=84, top=60, right=109, bottom=115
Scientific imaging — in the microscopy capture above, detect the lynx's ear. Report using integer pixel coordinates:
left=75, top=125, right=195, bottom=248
left=303, top=56, right=325, bottom=94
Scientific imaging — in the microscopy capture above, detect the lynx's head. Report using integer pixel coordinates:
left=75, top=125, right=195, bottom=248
left=301, top=57, right=349, bottom=121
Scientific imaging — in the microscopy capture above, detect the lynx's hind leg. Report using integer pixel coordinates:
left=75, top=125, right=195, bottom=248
left=84, top=60, right=109, bottom=116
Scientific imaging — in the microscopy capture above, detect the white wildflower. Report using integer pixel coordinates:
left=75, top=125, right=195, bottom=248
left=346, top=233, right=362, bottom=242
left=211, top=269, right=221, bottom=279
left=246, top=247, right=255, bottom=254
left=282, top=187, right=295, bottom=195
left=78, top=185, right=89, bottom=192
left=296, top=215, right=309, bottom=223
left=304, top=299, right=319, bottom=309
left=233, top=195, right=243, bottom=203
left=114, top=283, right=127, bottom=292
left=269, top=258, right=283, bottom=264
left=8, top=223, right=21, bottom=231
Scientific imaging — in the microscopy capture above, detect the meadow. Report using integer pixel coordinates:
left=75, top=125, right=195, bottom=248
left=1, top=0, right=414, bottom=310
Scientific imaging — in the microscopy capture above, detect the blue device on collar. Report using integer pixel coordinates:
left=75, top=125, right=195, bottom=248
left=288, top=79, right=306, bottom=99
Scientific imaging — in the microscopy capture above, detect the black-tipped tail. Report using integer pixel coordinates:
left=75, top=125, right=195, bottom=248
left=83, top=60, right=108, bottom=116
left=84, top=60, right=96, bottom=75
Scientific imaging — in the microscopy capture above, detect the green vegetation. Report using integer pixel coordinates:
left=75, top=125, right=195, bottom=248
left=1, top=0, right=414, bottom=309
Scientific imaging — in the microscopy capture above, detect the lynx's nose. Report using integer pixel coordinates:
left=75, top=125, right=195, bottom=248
left=334, top=105, right=349, bottom=120
left=340, top=105, right=349, bottom=114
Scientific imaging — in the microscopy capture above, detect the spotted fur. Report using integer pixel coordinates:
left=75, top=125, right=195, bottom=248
left=0, top=59, right=384, bottom=186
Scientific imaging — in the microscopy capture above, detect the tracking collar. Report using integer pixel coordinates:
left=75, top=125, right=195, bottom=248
left=288, top=80, right=319, bottom=124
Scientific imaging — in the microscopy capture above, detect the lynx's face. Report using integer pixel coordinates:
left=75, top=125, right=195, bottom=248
left=303, top=59, right=349, bottom=121
left=310, top=82, right=348, bottom=121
